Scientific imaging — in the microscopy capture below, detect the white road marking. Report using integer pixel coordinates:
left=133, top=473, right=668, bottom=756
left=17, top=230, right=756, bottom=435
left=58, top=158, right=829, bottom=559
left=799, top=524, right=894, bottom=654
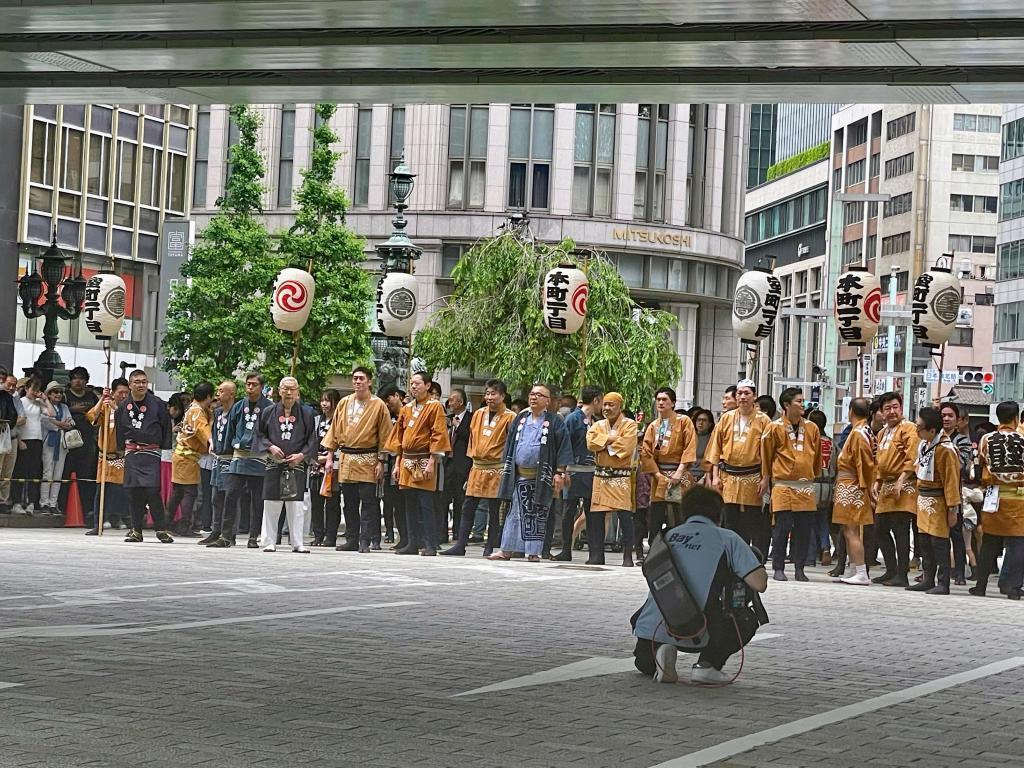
left=0, top=601, right=422, bottom=639
left=649, top=656, right=1024, bottom=768
left=0, top=682, right=23, bottom=691
left=453, top=633, right=783, bottom=697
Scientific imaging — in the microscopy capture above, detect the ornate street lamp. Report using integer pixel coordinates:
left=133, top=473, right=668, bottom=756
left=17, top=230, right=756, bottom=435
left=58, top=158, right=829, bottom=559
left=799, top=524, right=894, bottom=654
left=373, top=156, right=422, bottom=393
left=18, top=229, right=87, bottom=379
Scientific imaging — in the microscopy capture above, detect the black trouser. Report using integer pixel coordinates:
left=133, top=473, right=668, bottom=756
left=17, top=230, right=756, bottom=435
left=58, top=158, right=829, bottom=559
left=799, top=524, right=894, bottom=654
left=167, top=482, right=198, bottom=531
left=309, top=477, right=341, bottom=542
left=439, top=471, right=467, bottom=544
left=382, top=482, right=401, bottom=541
left=127, top=486, right=166, bottom=530
left=863, top=523, right=878, bottom=565
left=919, top=532, right=951, bottom=588
left=876, top=511, right=913, bottom=577
left=223, top=474, right=263, bottom=542
left=724, top=504, right=761, bottom=551
left=633, top=605, right=759, bottom=674
left=404, top=488, right=437, bottom=551
left=648, top=501, right=678, bottom=542
left=560, top=497, right=586, bottom=552
left=342, top=482, right=380, bottom=545
left=542, top=497, right=562, bottom=555
left=771, top=510, right=813, bottom=571
left=585, top=509, right=633, bottom=563
left=210, top=488, right=229, bottom=536
left=12, top=438, right=42, bottom=507
left=198, top=468, right=214, bottom=530
left=484, top=498, right=502, bottom=553
left=976, top=533, right=1006, bottom=594
left=63, top=443, right=97, bottom=517
left=950, top=511, right=966, bottom=579
left=453, top=495, right=494, bottom=546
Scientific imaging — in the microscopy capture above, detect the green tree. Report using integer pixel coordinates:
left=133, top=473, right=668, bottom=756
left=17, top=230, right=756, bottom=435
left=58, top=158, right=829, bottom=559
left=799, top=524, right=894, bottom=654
left=414, top=230, right=681, bottom=409
left=264, top=103, right=374, bottom=395
left=161, top=104, right=280, bottom=386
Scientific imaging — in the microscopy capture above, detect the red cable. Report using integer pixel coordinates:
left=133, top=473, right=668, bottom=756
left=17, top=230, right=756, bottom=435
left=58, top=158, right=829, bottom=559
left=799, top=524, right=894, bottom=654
left=650, top=615, right=745, bottom=687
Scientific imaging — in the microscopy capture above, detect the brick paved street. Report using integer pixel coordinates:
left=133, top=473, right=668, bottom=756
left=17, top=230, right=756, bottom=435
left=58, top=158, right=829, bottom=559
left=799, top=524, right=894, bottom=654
left=1, top=528, right=1023, bottom=768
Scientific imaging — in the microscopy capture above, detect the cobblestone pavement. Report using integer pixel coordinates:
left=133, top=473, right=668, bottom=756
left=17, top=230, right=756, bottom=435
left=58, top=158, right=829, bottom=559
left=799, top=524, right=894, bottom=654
left=1, top=529, right=1023, bottom=768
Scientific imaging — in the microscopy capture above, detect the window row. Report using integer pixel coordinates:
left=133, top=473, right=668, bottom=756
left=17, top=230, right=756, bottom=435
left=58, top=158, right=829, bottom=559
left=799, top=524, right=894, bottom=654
left=953, top=113, right=1001, bottom=133
left=881, top=231, right=911, bottom=256
left=744, top=186, right=828, bottom=245
left=886, top=112, right=916, bottom=141
left=841, top=235, right=876, bottom=265
left=951, top=153, right=999, bottom=172
left=950, top=194, right=997, bottom=214
left=880, top=270, right=910, bottom=294
left=884, top=152, right=914, bottom=179
left=1003, top=117, right=1024, bottom=162
left=883, top=191, right=912, bottom=218
left=948, top=234, right=996, bottom=254
left=1000, top=178, right=1024, bottom=222
left=997, top=238, right=1024, bottom=281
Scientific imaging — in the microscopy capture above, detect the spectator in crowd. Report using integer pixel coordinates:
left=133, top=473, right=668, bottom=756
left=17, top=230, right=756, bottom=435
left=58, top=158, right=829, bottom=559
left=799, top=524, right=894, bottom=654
left=11, top=377, right=45, bottom=516
left=0, top=369, right=25, bottom=515
left=62, top=367, right=99, bottom=517
left=39, top=382, right=74, bottom=516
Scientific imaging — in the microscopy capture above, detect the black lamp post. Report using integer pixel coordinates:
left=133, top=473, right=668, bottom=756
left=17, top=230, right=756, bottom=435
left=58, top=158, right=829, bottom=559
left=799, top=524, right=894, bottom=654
left=18, top=230, right=87, bottom=380
left=372, top=156, right=422, bottom=393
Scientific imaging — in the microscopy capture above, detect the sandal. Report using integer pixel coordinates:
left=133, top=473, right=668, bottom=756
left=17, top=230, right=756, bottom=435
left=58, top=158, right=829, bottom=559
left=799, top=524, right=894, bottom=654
left=486, top=552, right=511, bottom=561
left=527, top=555, right=541, bottom=562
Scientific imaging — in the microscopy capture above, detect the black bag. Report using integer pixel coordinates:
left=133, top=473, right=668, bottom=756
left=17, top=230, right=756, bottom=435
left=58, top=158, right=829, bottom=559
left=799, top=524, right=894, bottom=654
left=279, top=467, right=300, bottom=501
left=641, top=533, right=706, bottom=638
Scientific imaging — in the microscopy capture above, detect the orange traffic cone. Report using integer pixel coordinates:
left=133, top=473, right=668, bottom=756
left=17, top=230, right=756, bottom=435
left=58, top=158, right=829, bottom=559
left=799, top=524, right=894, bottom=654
left=64, top=472, right=86, bottom=528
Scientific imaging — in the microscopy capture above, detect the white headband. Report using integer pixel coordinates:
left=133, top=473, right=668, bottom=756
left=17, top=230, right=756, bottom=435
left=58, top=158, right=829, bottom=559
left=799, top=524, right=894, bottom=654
left=736, top=379, right=756, bottom=391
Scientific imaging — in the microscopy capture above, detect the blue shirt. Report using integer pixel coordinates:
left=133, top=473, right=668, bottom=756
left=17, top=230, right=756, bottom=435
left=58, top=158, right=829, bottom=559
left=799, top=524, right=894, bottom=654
left=564, top=407, right=595, bottom=499
left=225, top=396, right=272, bottom=476
left=514, top=413, right=545, bottom=469
left=633, top=516, right=761, bottom=648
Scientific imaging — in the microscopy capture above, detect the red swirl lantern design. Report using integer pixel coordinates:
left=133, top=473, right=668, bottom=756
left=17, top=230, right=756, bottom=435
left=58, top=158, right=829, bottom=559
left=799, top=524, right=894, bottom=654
left=271, top=267, right=315, bottom=332
left=543, top=264, right=588, bottom=335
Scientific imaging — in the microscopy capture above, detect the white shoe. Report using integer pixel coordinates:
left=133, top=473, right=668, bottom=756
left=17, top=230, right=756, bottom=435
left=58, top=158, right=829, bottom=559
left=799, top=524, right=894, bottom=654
left=691, top=664, right=731, bottom=685
left=840, top=571, right=871, bottom=586
left=12, top=503, right=26, bottom=515
left=263, top=545, right=276, bottom=553
left=25, top=503, right=35, bottom=515
left=653, top=644, right=678, bottom=683
left=292, top=546, right=310, bottom=554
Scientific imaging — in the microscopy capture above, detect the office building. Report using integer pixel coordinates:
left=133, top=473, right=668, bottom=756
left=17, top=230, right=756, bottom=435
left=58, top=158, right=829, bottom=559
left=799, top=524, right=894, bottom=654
left=192, top=103, right=749, bottom=408
left=993, top=104, right=1024, bottom=406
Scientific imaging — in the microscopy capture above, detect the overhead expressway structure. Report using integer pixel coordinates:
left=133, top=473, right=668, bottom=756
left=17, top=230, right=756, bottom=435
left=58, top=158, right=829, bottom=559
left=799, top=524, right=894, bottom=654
left=2, top=1, right=1024, bottom=103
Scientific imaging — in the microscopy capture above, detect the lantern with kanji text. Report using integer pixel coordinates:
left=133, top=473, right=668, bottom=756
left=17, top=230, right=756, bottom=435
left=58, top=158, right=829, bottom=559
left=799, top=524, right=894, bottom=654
left=912, top=260, right=962, bottom=348
left=835, top=266, right=882, bottom=347
left=731, top=266, right=782, bottom=345
left=542, top=264, right=589, bottom=334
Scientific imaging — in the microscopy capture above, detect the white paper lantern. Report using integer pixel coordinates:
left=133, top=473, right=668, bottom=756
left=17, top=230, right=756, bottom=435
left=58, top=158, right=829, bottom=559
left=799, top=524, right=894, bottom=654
left=271, top=267, right=315, bottom=332
left=542, top=264, right=589, bottom=334
left=912, top=266, right=962, bottom=348
left=83, top=273, right=127, bottom=340
left=732, top=267, right=782, bottom=345
left=376, top=271, right=419, bottom=338
left=835, top=266, right=882, bottom=347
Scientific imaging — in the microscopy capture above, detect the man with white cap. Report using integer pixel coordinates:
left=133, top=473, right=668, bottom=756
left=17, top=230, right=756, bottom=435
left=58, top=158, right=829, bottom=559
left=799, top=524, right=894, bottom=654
left=586, top=391, right=639, bottom=567
left=707, top=380, right=772, bottom=550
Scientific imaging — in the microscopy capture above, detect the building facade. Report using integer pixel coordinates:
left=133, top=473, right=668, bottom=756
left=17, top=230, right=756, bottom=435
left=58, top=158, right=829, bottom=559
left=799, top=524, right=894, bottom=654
left=9, top=104, right=196, bottom=380
left=994, top=104, right=1024, bottom=406
left=191, top=103, right=749, bottom=409
left=743, top=103, right=1000, bottom=417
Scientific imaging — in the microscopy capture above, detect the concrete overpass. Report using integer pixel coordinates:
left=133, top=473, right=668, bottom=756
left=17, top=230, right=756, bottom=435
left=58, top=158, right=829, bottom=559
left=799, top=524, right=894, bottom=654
left=2, top=0, right=1024, bottom=103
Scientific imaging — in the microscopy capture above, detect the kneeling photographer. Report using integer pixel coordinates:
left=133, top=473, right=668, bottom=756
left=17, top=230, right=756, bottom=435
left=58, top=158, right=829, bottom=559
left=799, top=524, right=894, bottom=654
left=631, top=486, right=769, bottom=685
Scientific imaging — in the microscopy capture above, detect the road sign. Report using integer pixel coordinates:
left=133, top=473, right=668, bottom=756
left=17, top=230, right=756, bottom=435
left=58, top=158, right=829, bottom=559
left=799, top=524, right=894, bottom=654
left=874, top=377, right=886, bottom=394
left=923, top=368, right=940, bottom=384
left=941, top=370, right=958, bottom=385
left=983, top=383, right=995, bottom=396
left=862, top=354, right=873, bottom=395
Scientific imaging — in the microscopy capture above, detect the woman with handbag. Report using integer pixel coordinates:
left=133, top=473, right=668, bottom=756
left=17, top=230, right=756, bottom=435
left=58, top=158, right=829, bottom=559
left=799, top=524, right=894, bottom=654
left=12, top=377, right=46, bottom=516
left=40, top=382, right=76, bottom=516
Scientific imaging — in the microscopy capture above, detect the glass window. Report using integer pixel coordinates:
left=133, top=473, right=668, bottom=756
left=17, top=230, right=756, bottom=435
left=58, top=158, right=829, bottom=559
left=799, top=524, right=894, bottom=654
left=166, top=153, right=186, bottom=213
left=572, top=104, right=616, bottom=216
left=117, top=112, right=138, bottom=140
left=635, top=104, right=668, bottom=222
left=386, top=106, right=405, bottom=206
left=883, top=191, right=912, bottom=218
left=848, top=119, right=868, bottom=147
left=448, top=105, right=488, bottom=209
left=845, top=159, right=865, bottom=186
left=886, top=112, right=915, bottom=140
left=951, top=194, right=997, bottom=213
left=30, top=120, right=56, bottom=186
left=138, top=145, right=161, bottom=207
left=884, top=152, right=914, bottom=179
left=508, top=104, right=554, bottom=210
left=954, top=113, right=1000, bottom=133
left=115, top=139, right=136, bottom=201
left=193, top=108, right=210, bottom=208
left=277, top=105, right=295, bottom=208
left=999, top=239, right=1024, bottom=281
left=61, top=127, right=84, bottom=192
left=1003, top=117, right=1024, bottom=162
left=353, top=107, right=372, bottom=207
left=90, top=106, right=112, bottom=133
left=881, top=232, right=911, bottom=256
left=1000, top=178, right=1024, bottom=222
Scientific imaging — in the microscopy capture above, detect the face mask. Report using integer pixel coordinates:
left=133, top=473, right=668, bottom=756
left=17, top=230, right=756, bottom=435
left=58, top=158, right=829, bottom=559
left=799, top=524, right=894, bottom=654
left=558, top=407, right=571, bottom=417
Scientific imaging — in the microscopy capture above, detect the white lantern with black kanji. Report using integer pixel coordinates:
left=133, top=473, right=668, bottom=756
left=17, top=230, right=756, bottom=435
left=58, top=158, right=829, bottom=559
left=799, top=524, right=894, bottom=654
left=83, top=272, right=127, bottom=340
left=376, top=271, right=419, bottom=338
left=912, top=265, right=962, bottom=348
left=543, top=264, right=589, bottom=334
left=835, top=266, right=882, bottom=347
left=731, top=267, right=782, bottom=345
left=271, top=267, right=316, bottom=332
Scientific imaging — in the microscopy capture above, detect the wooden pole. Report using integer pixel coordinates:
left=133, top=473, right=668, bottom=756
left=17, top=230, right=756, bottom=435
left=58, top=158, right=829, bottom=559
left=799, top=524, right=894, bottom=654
left=96, top=343, right=113, bottom=536
left=578, top=253, right=590, bottom=389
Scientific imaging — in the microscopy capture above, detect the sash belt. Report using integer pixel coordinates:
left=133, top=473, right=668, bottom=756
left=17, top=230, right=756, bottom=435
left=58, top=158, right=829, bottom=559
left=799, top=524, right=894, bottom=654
left=918, top=487, right=945, bottom=498
left=722, top=463, right=760, bottom=476
left=596, top=467, right=632, bottom=478
left=339, top=446, right=376, bottom=455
